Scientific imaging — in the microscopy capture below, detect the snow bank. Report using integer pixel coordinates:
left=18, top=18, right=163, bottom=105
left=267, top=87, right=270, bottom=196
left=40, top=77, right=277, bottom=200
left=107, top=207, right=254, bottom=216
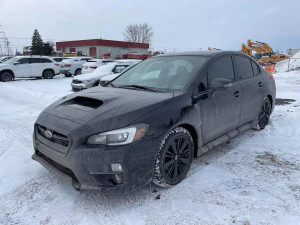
left=275, top=51, right=300, bottom=72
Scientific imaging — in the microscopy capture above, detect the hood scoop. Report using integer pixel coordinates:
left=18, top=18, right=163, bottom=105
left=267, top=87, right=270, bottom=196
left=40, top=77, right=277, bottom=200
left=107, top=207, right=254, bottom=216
left=62, top=96, right=103, bottom=111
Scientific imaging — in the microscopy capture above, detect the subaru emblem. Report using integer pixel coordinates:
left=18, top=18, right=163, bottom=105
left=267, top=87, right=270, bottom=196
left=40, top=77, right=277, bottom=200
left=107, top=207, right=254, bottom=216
left=45, top=130, right=53, bottom=139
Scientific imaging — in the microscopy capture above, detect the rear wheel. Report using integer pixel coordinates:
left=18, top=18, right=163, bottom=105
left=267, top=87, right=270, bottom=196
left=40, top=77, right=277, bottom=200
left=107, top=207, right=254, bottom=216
left=74, top=69, right=81, bottom=76
left=65, top=73, right=72, bottom=77
left=153, top=127, right=194, bottom=187
left=0, top=71, right=14, bottom=82
left=257, top=97, right=272, bottom=129
left=43, top=70, right=54, bottom=79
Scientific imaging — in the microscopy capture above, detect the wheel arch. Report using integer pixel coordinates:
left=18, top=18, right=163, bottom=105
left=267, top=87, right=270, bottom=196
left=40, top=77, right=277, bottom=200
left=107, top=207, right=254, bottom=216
left=43, top=68, right=55, bottom=75
left=178, top=123, right=199, bottom=158
left=0, top=69, right=15, bottom=78
left=267, top=94, right=273, bottom=107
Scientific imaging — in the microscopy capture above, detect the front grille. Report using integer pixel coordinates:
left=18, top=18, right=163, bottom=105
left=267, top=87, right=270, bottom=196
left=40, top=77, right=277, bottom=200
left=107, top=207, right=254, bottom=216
left=72, top=80, right=82, bottom=84
left=36, top=151, right=77, bottom=180
left=37, top=125, right=70, bottom=147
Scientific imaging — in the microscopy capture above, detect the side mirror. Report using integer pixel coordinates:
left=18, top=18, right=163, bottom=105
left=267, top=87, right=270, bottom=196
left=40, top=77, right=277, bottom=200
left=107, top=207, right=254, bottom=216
left=13, top=62, right=20, bottom=65
left=210, top=78, right=232, bottom=91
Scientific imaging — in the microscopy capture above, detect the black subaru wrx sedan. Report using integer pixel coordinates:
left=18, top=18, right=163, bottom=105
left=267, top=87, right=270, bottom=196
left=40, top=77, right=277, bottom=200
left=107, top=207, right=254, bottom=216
left=32, top=51, right=276, bottom=193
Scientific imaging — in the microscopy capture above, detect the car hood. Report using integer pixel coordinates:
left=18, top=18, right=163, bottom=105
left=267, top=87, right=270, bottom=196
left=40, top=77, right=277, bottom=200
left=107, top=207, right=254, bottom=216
left=75, top=71, right=113, bottom=81
left=38, top=86, right=174, bottom=132
left=0, top=63, right=10, bottom=67
left=101, top=73, right=120, bottom=81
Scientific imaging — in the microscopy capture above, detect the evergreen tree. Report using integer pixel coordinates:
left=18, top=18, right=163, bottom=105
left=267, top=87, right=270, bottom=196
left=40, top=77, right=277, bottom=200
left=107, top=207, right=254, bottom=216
left=42, top=42, right=54, bottom=56
left=31, top=29, right=43, bottom=55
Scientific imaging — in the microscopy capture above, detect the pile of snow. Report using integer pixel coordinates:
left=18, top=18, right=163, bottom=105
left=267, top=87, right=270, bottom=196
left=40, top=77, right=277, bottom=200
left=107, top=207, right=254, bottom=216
left=273, top=71, right=300, bottom=86
left=275, top=51, right=300, bottom=73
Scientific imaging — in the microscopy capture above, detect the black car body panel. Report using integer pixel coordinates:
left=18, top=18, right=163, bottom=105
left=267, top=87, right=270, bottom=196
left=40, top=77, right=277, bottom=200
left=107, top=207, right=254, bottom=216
left=32, top=51, right=276, bottom=193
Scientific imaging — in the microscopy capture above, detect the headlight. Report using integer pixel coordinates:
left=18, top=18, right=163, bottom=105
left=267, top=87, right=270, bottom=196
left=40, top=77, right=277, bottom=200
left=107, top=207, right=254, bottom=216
left=87, top=124, right=148, bottom=146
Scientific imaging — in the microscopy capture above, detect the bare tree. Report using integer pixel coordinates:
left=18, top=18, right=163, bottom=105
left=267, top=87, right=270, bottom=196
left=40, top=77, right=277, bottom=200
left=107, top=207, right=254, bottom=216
left=123, top=23, right=154, bottom=44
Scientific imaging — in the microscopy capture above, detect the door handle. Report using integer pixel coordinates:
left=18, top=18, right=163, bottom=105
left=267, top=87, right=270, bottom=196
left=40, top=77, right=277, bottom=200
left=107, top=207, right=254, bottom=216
left=234, top=91, right=240, bottom=98
left=258, top=82, right=263, bottom=87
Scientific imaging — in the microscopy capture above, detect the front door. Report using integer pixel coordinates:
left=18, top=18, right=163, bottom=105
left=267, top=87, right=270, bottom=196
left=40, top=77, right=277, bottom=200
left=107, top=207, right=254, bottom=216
left=195, top=55, right=242, bottom=144
left=14, top=58, right=31, bottom=77
left=89, top=47, right=97, bottom=58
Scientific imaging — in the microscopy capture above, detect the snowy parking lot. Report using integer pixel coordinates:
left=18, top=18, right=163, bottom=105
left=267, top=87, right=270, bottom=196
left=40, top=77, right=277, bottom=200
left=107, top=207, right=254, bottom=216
left=0, top=72, right=300, bottom=225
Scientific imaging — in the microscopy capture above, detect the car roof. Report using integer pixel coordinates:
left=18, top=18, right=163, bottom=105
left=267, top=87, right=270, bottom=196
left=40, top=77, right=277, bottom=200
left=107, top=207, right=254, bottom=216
left=155, top=50, right=245, bottom=57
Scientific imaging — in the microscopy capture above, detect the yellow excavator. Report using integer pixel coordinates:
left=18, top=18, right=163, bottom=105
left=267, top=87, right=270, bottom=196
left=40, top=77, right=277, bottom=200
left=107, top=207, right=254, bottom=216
left=241, top=39, right=289, bottom=64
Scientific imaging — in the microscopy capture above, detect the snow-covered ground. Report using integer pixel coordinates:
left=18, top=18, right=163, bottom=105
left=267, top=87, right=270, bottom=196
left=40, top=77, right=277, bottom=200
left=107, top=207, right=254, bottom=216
left=0, top=73, right=300, bottom=225
left=276, top=51, right=300, bottom=73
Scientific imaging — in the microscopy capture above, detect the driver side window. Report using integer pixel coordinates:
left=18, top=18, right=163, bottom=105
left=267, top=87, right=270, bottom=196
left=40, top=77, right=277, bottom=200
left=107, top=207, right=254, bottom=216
left=207, top=56, right=234, bottom=88
left=18, top=58, right=30, bottom=64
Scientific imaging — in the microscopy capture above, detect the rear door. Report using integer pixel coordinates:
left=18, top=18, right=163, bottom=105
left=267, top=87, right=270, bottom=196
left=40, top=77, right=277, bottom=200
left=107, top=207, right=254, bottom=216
left=30, top=58, right=44, bottom=76
left=196, top=55, right=242, bottom=143
left=14, top=58, right=31, bottom=77
left=233, top=55, right=265, bottom=125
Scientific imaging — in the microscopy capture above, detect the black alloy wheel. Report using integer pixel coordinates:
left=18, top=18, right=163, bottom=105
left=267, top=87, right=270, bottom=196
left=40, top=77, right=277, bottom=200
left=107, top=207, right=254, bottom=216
left=0, top=71, right=13, bottom=82
left=153, top=127, right=193, bottom=187
left=43, top=70, right=54, bottom=79
left=257, top=97, right=271, bottom=129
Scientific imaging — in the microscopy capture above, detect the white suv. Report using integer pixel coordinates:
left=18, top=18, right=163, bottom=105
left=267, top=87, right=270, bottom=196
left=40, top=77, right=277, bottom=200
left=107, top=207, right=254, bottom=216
left=0, top=56, right=60, bottom=82
left=60, top=57, right=93, bottom=77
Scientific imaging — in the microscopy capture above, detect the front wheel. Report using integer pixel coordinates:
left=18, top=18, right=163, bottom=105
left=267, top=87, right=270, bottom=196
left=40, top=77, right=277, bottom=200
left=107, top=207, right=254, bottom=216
left=256, top=97, right=272, bottom=130
left=153, top=127, right=194, bottom=188
left=74, top=69, right=81, bottom=76
left=0, top=71, right=14, bottom=82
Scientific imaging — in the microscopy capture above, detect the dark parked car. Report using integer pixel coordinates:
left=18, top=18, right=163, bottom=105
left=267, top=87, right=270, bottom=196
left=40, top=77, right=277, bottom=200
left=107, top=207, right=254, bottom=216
left=32, top=51, right=276, bottom=193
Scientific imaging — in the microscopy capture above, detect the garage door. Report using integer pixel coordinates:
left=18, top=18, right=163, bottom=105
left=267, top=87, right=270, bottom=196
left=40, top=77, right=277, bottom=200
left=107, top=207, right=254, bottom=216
left=89, top=47, right=97, bottom=58
left=70, top=48, right=76, bottom=53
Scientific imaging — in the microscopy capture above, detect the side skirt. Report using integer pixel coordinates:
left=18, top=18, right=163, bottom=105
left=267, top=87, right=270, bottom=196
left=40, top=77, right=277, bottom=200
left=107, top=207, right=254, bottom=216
left=197, top=123, right=252, bottom=157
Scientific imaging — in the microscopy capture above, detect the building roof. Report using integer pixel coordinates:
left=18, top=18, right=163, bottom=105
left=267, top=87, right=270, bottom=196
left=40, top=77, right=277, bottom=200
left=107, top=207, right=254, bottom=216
left=56, top=39, right=149, bottom=50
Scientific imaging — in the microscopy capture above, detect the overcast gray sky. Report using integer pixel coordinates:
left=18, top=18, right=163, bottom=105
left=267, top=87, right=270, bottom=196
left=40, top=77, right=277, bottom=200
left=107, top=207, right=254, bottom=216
left=1, top=0, right=299, bottom=53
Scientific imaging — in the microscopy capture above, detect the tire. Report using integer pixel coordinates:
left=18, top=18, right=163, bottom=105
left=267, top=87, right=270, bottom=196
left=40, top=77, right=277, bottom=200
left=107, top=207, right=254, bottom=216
left=0, top=71, right=14, bottom=82
left=153, top=127, right=194, bottom=188
left=65, top=73, right=72, bottom=77
left=43, top=70, right=54, bottom=79
left=93, top=80, right=100, bottom=87
left=256, top=97, right=272, bottom=130
left=74, top=69, right=81, bottom=76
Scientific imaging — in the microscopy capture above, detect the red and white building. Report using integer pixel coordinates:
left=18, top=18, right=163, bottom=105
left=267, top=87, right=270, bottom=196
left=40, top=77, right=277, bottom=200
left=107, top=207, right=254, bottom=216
left=56, top=39, right=149, bottom=58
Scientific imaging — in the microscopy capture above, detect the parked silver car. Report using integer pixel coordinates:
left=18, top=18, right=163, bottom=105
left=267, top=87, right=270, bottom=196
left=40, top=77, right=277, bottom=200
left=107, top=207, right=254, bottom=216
left=71, top=61, right=139, bottom=91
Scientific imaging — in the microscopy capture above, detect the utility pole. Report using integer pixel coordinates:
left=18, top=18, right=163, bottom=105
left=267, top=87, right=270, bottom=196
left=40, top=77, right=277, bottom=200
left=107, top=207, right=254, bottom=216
left=0, top=25, right=12, bottom=56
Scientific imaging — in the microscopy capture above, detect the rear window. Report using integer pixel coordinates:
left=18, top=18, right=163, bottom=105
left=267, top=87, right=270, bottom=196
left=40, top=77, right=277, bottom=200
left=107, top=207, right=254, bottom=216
left=53, top=58, right=63, bottom=62
left=234, top=56, right=253, bottom=80
left=251, top=61, right=260, bottom=76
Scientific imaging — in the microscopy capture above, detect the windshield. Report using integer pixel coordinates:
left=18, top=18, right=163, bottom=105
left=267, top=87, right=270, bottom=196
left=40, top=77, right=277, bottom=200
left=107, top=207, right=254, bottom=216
left=112, top=56, right=208, bottom=91
left=2, top=57, right=18, bottom=64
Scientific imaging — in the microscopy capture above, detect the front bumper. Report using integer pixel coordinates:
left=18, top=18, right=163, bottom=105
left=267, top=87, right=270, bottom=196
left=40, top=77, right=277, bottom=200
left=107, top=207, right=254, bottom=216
left=71, top=81, right=95, bottom=91
left=71, top=82, right=86, bottom=91
left=32, top=120, right=159, bottom=193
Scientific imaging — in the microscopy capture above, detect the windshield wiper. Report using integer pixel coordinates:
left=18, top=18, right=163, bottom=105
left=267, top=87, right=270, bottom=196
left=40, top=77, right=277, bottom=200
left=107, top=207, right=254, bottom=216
left=117, top=84, right=160, bottom=92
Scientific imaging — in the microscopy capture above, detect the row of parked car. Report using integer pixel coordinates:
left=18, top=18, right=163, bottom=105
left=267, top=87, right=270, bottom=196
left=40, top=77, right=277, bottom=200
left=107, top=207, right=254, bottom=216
left=0, top=55, right=141, bottom=86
